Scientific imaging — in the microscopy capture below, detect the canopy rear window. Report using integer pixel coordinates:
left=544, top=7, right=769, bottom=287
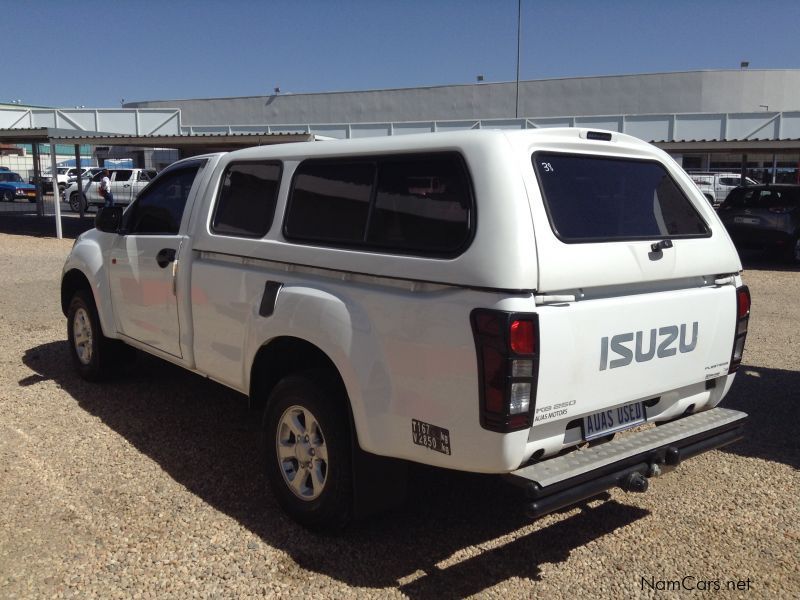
left=533, top=153, right=709, bottom=243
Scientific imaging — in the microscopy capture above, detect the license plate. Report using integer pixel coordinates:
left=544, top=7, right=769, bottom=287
left=734, top=216, right=759, bottom=225
left=584, top=401, right=645, bottom=440
left=24, top=191, right=35, bottom=197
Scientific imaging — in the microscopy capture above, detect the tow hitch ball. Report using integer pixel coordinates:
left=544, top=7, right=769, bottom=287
left=622, top=447, right=681, bottom=493
left=622, top=471, right=649, bottom=493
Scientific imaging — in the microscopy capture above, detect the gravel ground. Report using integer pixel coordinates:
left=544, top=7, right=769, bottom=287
left=0, top=231, right=798, bottom=599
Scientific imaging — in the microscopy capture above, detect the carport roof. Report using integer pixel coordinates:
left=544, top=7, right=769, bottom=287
left=0, top=128, right=316, bottom=151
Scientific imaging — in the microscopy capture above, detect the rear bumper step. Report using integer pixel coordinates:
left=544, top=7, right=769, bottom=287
left=505, top=407, right=747, bottom=519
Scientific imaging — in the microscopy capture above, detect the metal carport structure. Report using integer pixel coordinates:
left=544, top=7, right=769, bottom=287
left=0, top=128, right=314, bottom=238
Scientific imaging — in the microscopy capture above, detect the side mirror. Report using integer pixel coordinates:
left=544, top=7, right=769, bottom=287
left=95, top=206, right=123, bottom=233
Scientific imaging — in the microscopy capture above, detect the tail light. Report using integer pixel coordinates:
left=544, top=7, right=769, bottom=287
left=768, top=206, right=793, bottom=214
left=471, top=309, right=540, bottom=432
left=729, top=286, right=750, bottom=373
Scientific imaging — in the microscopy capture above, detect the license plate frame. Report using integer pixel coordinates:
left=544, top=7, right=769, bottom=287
left=583, top=400, right=646, bottom=441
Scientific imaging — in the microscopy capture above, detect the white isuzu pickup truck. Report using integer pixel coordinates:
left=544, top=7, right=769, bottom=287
left=61, top=129, right=750, bottom=529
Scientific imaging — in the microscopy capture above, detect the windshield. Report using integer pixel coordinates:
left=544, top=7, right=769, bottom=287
left=533, top=153, right=710, bottom=242
left=0, top=173, right=23, bottom=182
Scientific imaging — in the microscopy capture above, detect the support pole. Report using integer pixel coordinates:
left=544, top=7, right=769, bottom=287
left=32, top=143, right=43, bottom=217
left=771, top=154, right=777, bottom=184
left=515, top=0, right=521, bottom=119
left=740, top=154, right=748, bottom=186
left=49, top=143, right=62, bottom=239
left=74, top=144, right=83, bottom=219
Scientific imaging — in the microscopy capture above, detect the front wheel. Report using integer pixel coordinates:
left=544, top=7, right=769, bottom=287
left=790, top=234, right=800, bottom=264
left=263, top=372, right=352, bottom=530
left=1, top=190, right=12, bottom=202
left=68, top=192, right=87, bottom=213
left=67, top=290, right=129, bottom=380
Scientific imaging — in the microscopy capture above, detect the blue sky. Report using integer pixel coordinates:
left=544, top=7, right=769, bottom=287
left=6, top=0, right=800, bottom=107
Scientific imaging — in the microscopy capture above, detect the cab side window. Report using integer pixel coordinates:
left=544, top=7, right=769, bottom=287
left=126, top=166, right=200, bottom=235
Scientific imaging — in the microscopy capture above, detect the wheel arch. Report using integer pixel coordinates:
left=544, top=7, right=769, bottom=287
left=61, top=268, right=93, bottom=317
left=60, top=254, right=116, bottom=338
left=249, top=336, right=350, bottom=417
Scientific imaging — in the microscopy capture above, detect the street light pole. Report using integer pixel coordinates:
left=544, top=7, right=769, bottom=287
left=515, top=0, right=521, bottom=118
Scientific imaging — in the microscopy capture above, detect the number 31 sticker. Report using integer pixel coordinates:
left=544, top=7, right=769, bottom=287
left=541, top=162, right=554, bottom=173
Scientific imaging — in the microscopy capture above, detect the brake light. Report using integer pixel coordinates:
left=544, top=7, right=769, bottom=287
left=737, top=287, right=751, bottom=319
left=471, top=310, right=540, bottom=432
left=510, top=320, right=535, bottom=354
left=729, top=286, right=751, bottom=373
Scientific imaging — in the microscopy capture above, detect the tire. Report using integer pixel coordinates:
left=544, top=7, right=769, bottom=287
left=1, top=190, right=12, bottom=202
left=69, top=192, right=86, bottom=213
left=789, top=234, right=800, bottom=265
left=66, top=289, right=126, bottom=381
left=263, top=371, right=353, bottom=530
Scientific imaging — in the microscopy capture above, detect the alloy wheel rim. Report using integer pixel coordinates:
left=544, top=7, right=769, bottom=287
left=276, top=405, right=328, bottom=501
left=72, top=308, right=93, bottom=365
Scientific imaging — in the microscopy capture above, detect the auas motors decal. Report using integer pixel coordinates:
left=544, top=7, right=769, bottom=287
left=600, top=323, right=698, bottom=371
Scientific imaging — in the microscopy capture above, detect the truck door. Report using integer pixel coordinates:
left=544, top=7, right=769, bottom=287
left=111, top=169, right=134, bottom=205
left=108, top=161, right=204, bottom=357
left=131, top=169, right=155, bottom=201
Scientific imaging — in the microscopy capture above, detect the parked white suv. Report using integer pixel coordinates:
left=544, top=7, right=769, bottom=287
left=61, top=129, right=750, bottom=529
left=689, top=172, right=759, bottom=205
left=63, top=167, right=157, bottom=212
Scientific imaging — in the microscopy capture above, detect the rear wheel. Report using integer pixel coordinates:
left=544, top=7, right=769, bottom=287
left=263, top=372, right=352, bottom=530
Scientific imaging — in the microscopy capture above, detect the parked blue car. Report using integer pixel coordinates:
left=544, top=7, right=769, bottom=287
left=0, top=171, right=37, bottom=202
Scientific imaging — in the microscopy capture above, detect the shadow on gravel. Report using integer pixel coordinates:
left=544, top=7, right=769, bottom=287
left=0, top=213, right=93, bottom=239
left=739, top=249, right=800, bottom=273
left=22, top=340, right=651, bottom=597
left=718, top=364, right=800, bottom=470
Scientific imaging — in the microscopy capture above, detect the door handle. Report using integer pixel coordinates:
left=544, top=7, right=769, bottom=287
left=123, top=184, right=131, bottom=188
left=156, top=248, right=176, bottom=268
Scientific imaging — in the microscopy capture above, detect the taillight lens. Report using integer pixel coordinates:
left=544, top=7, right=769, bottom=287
left=737, top=287, right=751, bottom=319
left=729, top=286, right=750, bottom=373
left=471, top=310, right=540, bottom=432
left=510, top=320, right=535, bottom=354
